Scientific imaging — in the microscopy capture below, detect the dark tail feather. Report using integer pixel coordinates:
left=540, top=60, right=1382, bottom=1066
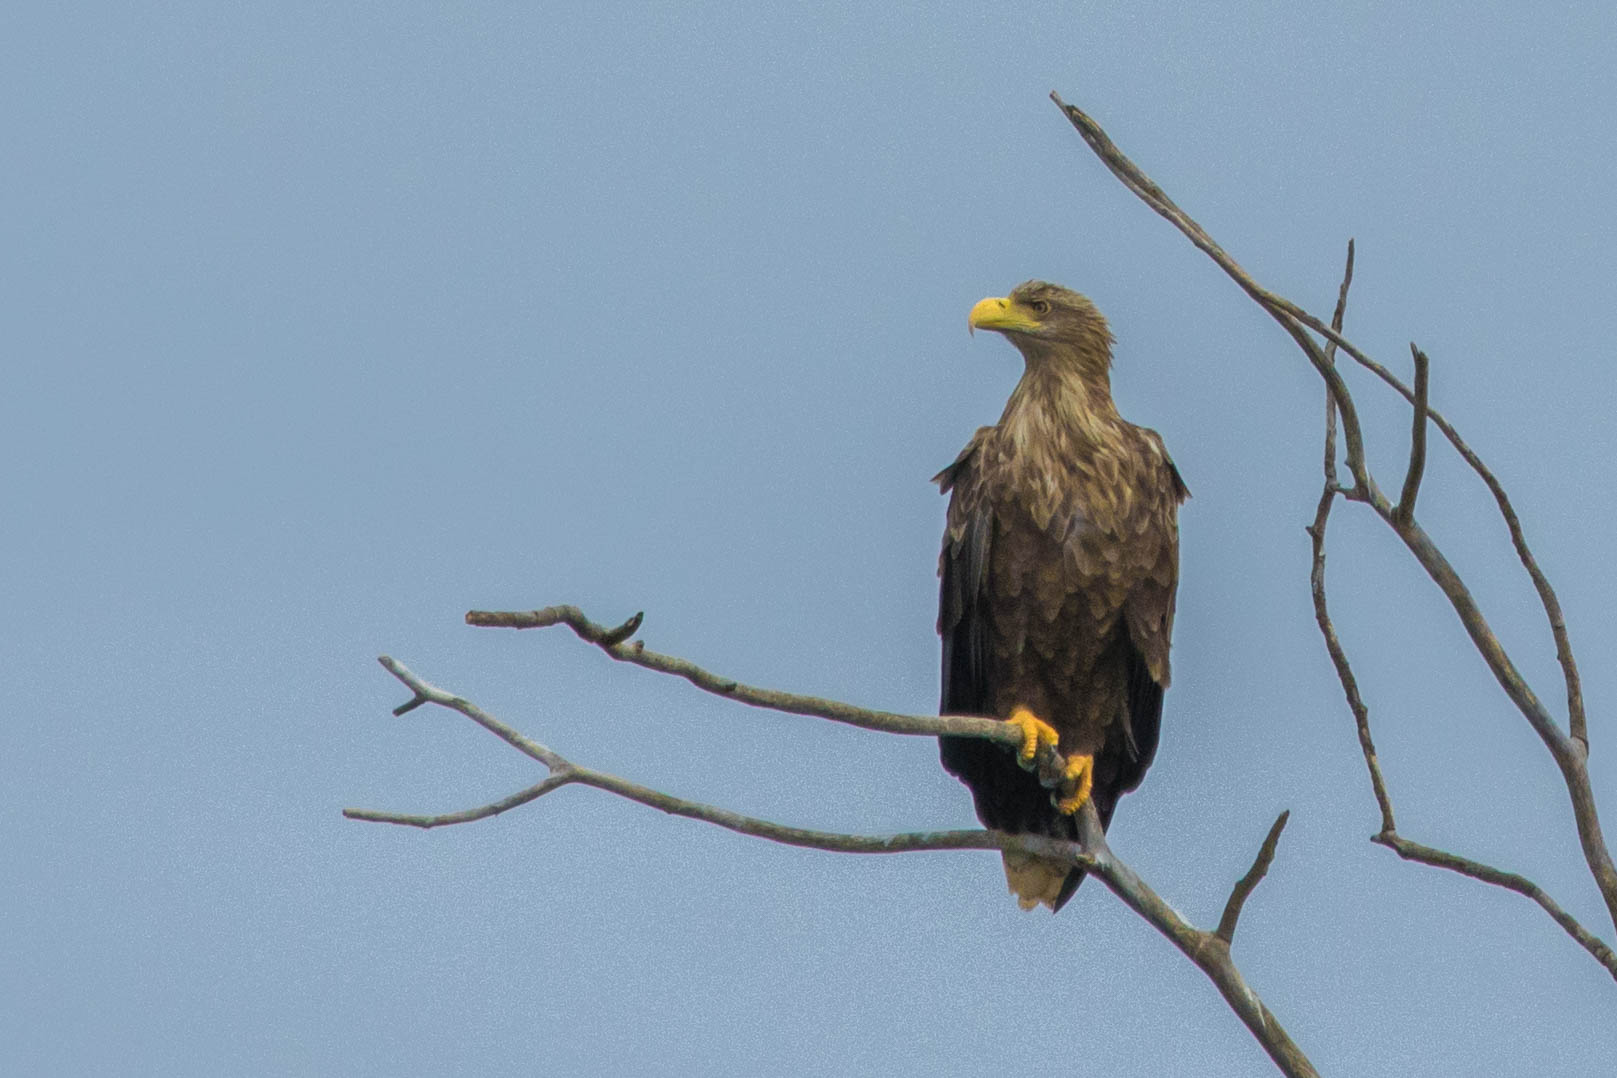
left=1050, top=792, right=1118, bottom=911
left=941, top=734, right=1117, bottom=913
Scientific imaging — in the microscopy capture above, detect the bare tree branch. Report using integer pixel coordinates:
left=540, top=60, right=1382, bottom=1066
left=1315, top=343, right=1588, bottom=753
left=375, top=655, right=566, bottom=770
left=467, top=605, right=1021, bottom=747
left=346, top=774, right=572, bottom=829
left=1050, top=89, right=1585, bottom=766
left=1308, top=245, right=1397, bottom=838
left=1372, top=832, right=1617, bottom=974
left=1310, top=483, right=1398, bottom=839
left=1047, top=93, right=1377, bottom=503
left=1216, top=811, right=1291, bottom=945
left=351, top=657, right=1015, bottom=853
left=1314, top=495, right=1617, bottom=980
left=1257, top=287, right=1586, bottom=753
left=1323, top=236, right=1356, bottom=412
left=1305, top=308, right=1615, bottom=980
left=1049, top=91, right=1617, bottom=943
left=351, top=640, right=1319, bottom=1078
left=1394, top=344, right=1430, bottom=526
left=1414, top=406, right=1589, bottom=751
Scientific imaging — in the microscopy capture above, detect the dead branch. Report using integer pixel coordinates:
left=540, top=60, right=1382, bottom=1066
left=1046, top=94, right=1376, bottom=503
left=1394, top=344, right=1430, bottom=526
left=351, top=630, right=1317, bottom=1078
left=349, top=656, right=1036, bottom=854
left=1047, top=93, right=1617, bottom=958
left=1216, top=811, right=1291, bottom=946
left=1373, top=832, right=1617, bottom=972
left=467, top=605, right=1020, bottom=745
left=1308, top=245, right=1397, bottom=838
left=1049, top=91, right=1588, bottom=776
left=1310, top=372, right=1617, bottom=982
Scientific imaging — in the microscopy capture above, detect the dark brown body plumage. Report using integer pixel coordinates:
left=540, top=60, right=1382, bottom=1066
left=938, top=282, right=1186, bottom=911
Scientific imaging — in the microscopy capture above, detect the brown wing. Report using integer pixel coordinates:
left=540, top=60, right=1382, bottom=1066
left=935, top=424, right=1185, bottom=912
left=935, top=427, right=994, bottom=719
left=1112, top=428, right=1188, bottom=797
left=935, top=431, right=1085, bottom=853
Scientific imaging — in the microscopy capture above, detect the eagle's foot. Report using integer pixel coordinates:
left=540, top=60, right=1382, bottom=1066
left=1055, top=753, right=1094, bottom=815
left=1006, top=706, right=1059, bottom=768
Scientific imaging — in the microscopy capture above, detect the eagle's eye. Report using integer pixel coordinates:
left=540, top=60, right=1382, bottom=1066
left=1031, top=299, right=1051, bottom=316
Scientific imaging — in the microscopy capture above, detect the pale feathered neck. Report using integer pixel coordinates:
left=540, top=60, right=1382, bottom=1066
left=999, top=341, right=1121, bottom=452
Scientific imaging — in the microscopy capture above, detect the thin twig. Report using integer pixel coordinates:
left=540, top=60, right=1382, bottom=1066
left=1321, top=239, right=1350, bottom=486
left=1311, top=481, right=1397, bottom=837
left=1394, top=344, right=1430, bottom=526
left=350, top=650, right=1319, bottom=1078
left=1320, top=238, right=1355, bottom=485
left=377, top=656, right=567, bottom=770
left=1216, top=811, right=1291, bottom=945
left=1308, top=246, right=1396, bottom=835
left=345, top=774, right=573, bottom=829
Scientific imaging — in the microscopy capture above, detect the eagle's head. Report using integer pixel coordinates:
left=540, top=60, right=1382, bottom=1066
left=968, top=281, right=1111, bottom=347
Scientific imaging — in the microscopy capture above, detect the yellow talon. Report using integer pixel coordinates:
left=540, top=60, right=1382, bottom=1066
left=1006, top=706, right=1059, bottom=764
left=1055, top=753, right=1094, bottom=815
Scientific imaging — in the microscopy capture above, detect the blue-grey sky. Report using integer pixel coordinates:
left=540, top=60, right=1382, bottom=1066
left=5, top=3, right=1616, bottom=1075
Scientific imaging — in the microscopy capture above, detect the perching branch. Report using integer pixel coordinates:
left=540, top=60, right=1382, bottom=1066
left=1048, top=93, right=1617, bottom=960
left=349, top=655, right=1041, bottom=852
left=467, top=605, right=1022, bottom=747
left=351, top=616, right=1318, bottom=1078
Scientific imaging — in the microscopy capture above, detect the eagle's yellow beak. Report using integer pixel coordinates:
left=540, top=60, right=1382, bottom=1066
left=968, top=295, right=1040, bottom=336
